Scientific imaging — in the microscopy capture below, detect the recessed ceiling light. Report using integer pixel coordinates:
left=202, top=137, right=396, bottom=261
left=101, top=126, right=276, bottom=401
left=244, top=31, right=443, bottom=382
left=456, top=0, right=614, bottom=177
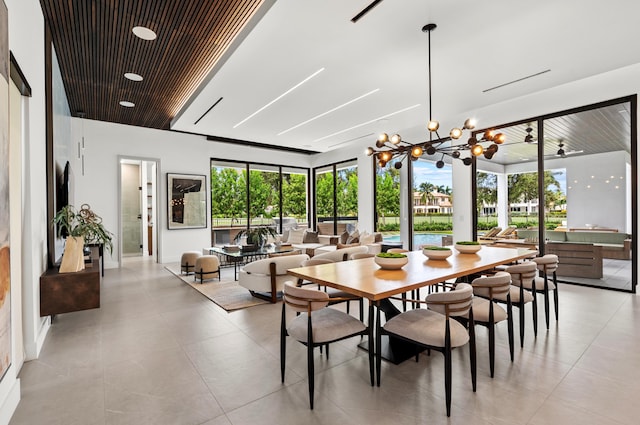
left=233, top=68, right=325, bottom=128
left=124, top=72, right=143, bottom=81
left=119, top=101, right=135, bottom=108
left=132, top=26, right=157, bottom=40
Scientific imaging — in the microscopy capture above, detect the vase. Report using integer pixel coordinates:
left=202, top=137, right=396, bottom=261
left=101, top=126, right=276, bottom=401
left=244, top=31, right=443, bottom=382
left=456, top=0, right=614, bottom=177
left=59, top=236, right=86, bottom=273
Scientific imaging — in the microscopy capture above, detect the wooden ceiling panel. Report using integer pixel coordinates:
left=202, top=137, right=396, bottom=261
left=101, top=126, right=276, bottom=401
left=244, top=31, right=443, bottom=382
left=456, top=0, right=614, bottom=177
left=40, top=0, right=265, bottom=129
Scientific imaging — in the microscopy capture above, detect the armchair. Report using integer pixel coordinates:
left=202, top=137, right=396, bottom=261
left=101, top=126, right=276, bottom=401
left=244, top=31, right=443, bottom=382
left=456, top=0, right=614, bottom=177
left=238, top=254, right=310, bottom=303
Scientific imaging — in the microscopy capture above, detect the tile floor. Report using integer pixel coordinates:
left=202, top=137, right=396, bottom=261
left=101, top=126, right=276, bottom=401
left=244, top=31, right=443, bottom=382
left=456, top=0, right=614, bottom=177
left=10, top=257, right=640, bottom=424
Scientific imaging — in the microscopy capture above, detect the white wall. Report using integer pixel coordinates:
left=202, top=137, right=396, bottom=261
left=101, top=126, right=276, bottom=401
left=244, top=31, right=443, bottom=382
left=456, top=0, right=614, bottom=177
left=2, top=0, right=50, bottom=422
left=74, top=119, right=313, bottom=265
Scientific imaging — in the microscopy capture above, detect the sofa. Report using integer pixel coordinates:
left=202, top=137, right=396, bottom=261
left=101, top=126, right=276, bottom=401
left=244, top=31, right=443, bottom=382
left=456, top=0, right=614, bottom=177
left=516, top=229, right=631, bottom=260
left=313, top=230, right=383, bottom=256
left=280, top=228, right=328, bottom=256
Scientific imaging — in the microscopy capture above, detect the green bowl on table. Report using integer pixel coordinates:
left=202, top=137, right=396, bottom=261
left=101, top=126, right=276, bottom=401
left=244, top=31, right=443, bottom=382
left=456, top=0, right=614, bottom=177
left=422, top=246, right=452, bottom=260
left=374, top=252, right=408, bottom=270
left=454, top=241, right=482, bottom=254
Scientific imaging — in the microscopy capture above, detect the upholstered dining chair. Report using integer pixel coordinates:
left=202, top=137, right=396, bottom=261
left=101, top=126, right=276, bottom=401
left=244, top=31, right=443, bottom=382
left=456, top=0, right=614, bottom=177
left=300, top=258, right=364, bottom=320
left=468, top=272, right=514, bottom=377
left=281, top=281, right=373, bottom=409
left=377, top=283, right=476, bottom=417
left=504, top=262, right=537, bottom=347
left=531, top=254, right=559, bottom=329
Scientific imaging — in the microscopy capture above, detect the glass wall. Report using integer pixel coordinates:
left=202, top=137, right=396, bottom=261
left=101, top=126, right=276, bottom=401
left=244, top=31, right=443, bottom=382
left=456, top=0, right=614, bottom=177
left=412, top=159, right=453, bottom=247
left=281, top=167, right=309, bottom=231
left=473, top=97, right=635, bottom=292
left=314, top=159, right=358, bottom=235
left=210, top=160, right=309, bottom=245
left=374, top=158, right=400, bottom=235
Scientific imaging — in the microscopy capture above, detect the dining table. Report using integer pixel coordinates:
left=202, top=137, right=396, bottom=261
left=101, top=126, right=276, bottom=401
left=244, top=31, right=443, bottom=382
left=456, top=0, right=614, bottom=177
left=287, top=245, right=537, bottom=371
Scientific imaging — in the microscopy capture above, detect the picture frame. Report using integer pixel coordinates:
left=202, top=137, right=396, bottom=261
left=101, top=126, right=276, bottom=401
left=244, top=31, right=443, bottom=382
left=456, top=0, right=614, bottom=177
left=167, top=173, right=207, bottom=229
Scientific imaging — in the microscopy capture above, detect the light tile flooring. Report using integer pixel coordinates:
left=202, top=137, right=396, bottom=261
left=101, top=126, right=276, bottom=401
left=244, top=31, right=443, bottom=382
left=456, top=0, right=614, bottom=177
left=10, top=257, right=640, bottom=424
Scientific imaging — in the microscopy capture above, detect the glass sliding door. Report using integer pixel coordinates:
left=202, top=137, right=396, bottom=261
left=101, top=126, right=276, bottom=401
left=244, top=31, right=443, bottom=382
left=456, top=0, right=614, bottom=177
left=248, top=164, right=279, bottom=230
left=336, top=160, right=358, bottom=233
left=412, top=159, right=452, bottom=247
left=210, top=161, right=248, bottom=245
left=315, top=165, right=334, bottom=234
left=281, top=167, right=309, bottom=232
left=375, top=157, right=401, bottom=236
left=542, top=102, right=633, bottom=291
left=473, top=97, right=636, bottom=293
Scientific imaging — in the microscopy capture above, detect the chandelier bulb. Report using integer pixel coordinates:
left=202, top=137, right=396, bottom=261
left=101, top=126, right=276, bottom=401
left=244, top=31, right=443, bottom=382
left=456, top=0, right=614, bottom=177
left=462, top=157, right=472, bottom=166
left=427, top=120, right=439, bottom=132
left=471, top=144, right=484, bottom=156
left=450, top=128, right=463, bottom=139
left=451, top=150, right=460, bottom=159
left=463, top=118, right=476, bottom=130
left=365, top=147, right=374, bottom=156
left=411, top=146, right=423, bottom=158
left=394, top=161, right=403, bottom=169
left=380, top=151, right=392, bottom=162
left=467, top=136, right=478, bottom=146
left=494, top=133, right=506, bottom=144
left=378, top=159, right=387, bottom=168
left=390, top=134, right=402, bottom=145
left=436, top=160, right=445, bottom=169
left=426, top=146, right=437, bottom=155
left=483, top=130, right=495, bottom=141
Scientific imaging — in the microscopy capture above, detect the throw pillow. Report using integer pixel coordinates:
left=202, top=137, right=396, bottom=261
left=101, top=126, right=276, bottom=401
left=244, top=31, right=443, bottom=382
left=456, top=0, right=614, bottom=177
left=287, top=228, right=306, bottom=244
left=360, top=231, right=375, bottom=245
left=374, top=232, right=383, bottom=243
left=346, top=229, right=360, bottom=244
left=337, top=242, right=360, bottom=249
left=339, top=230, right=349, bottom=244
left=302, top=230, right=319, bottom=243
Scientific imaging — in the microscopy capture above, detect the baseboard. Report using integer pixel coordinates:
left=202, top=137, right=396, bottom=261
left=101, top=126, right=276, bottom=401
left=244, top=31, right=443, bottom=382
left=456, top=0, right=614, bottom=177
left=0, top=378, right=20, bottom=425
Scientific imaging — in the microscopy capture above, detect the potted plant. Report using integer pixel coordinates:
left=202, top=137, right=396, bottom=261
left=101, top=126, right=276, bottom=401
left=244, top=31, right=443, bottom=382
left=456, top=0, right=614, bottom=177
left=52, top=204, right=113, bottom=272
left=233, top=226, right=277, bottom=251
left=454, top=240, right=482, bottom=254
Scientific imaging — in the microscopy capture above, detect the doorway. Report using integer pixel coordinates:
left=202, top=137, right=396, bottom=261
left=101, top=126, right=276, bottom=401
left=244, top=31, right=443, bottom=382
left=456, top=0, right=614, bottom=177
left=119, top=158, right=158, bottom=261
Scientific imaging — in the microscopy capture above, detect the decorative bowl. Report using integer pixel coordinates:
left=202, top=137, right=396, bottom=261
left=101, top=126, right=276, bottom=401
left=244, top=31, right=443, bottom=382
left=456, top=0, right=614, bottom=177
left=374, top=254, right=408, bottom=270
left=454, top=242, right=482, bottom=254
left=422, top=246, right=452, bottom=260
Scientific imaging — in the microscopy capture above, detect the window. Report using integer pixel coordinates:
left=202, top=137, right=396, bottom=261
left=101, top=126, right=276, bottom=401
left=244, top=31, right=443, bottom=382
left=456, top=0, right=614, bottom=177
left=211, top=160, right=309, bottom=245
left=314, top=159, right=357, bottom=235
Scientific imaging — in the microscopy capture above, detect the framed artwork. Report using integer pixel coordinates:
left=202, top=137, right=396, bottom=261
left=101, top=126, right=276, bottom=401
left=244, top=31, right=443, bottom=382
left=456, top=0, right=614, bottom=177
left=0, top=0, right=12, bottom=383
left=167, top=173, right=207, bottom=229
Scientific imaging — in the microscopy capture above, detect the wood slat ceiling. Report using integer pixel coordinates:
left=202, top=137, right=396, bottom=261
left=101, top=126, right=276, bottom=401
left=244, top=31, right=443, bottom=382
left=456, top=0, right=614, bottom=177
left=480, top=102, right=632, bottom=165
left=40, top=0, right=266, bottom=129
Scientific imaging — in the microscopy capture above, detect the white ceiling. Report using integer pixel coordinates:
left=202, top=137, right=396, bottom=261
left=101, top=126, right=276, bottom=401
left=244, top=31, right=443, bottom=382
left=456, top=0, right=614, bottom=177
left=171, top=0, right=640, bottom=156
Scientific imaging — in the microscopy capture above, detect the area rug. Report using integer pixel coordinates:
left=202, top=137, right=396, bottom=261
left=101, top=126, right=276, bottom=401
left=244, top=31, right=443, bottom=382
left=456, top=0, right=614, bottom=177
left=165, top=266, right=269, bottom=311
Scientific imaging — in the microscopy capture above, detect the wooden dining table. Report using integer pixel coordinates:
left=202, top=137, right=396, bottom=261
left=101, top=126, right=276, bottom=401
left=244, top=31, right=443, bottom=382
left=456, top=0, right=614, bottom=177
left=288, top=245, right=537, bottom=367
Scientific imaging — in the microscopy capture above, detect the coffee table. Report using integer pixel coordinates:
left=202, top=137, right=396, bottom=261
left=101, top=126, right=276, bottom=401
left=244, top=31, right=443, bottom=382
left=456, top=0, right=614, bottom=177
left=208, top=245, right=295, bottom=280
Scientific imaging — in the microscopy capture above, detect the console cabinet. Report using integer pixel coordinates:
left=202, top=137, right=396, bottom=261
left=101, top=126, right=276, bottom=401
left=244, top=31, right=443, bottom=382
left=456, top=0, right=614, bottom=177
left=40, top=260, right=100, bottom=316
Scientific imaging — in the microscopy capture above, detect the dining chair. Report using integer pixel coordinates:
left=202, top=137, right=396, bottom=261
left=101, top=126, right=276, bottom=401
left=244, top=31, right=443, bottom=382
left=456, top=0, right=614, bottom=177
left=300, top=258, right=364, bottom=320
left=531, top=254, right=559, bottom=329
left=377, top=283, right=476, bottom=417
left=281, top=281, right=373, bottom=409
left=467, top=272, right=514, bottom=377
left=504, top=262, right=537, bottom=347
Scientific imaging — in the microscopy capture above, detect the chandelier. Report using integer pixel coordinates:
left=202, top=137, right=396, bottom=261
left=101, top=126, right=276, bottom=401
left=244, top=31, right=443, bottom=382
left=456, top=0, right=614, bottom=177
left=366, top=23, right=505, bottom=169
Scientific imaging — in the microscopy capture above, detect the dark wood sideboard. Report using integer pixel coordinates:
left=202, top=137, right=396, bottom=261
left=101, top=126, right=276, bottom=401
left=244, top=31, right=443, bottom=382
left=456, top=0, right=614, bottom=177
left=40, top=260, right=101, bottom=316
